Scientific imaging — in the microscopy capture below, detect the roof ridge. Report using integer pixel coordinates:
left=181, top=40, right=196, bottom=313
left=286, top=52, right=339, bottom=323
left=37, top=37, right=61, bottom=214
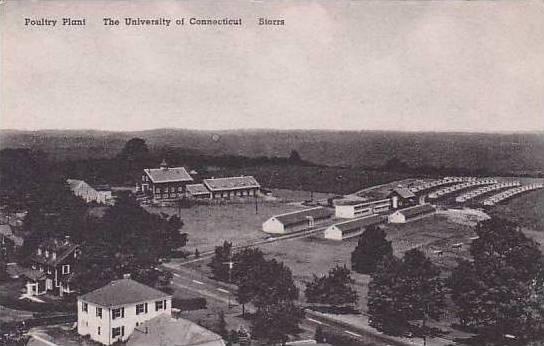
left=334, top=215, right=382, bottom=226
left=272, top=206, right=324, bottom=218
left=204, top=176, right=256, bottom=181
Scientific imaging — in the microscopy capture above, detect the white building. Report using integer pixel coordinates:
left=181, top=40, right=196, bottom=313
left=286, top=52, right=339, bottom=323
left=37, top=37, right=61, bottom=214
left=262, top=207, right=334, bottom=234
left=324, top=215, right=386, bottom=241
left=388, top=204, right=436, bottom=224
left=77, top=277, right=172, bottom=345
left=67, top=179, right=113, bottom=205
left=334, top=198, right=391, bottom=219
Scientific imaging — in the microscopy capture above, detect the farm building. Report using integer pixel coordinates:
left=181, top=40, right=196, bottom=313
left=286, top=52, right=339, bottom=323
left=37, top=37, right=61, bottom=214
left=335, top=198, right=391, bottom=219
left=388, top=204, right=436, bottom=224
left=324, top=215, right=386, bottom=240
left=185, top=183, right=212, bottom=199
left=388, top=188, right=417, bottom=209
left=138, top=160, right=194, bottom=200
left=263, top=207, right=334, bottom=234
left=203, top=176, right=260, bottom=199
left=67, top=179, right=114, bottom=205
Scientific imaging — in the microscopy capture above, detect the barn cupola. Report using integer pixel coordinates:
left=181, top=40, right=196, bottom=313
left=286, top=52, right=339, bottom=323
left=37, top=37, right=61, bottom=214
left=160, top=159, right=169, bottom=170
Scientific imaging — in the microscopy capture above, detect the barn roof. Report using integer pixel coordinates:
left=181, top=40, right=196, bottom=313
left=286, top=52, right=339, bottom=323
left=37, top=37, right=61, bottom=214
left=397, top=204, right=436, bottom=218
left=186, top=183, right=210, bottom=195
left=203, top=176, right=260, bottom=191
left=144, top=167, right=193, bottom=184
left=273, top=207, right=333, bottom=226
left=79, top=278, right=171, bottom=307
left=389, top=187, right=416, bottom=199
left=333, top=215, right=386, bottom=232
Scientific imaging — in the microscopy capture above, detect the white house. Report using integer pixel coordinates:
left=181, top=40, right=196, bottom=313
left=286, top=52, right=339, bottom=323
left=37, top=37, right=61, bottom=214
left=334, top=198, right=391, bottom=219
left=388, top=204, right=436, bottom=224
left=77, top=277, right=172, bottom=345
left=262, top=207, right=334, bottom=234
left=324, top=215, right=386, bottom=241
left=67, top=179, right=113, bottom=205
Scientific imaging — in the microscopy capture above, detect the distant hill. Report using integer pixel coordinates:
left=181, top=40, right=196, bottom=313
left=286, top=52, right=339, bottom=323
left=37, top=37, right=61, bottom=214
left=1, top=129, right=543, bottom=175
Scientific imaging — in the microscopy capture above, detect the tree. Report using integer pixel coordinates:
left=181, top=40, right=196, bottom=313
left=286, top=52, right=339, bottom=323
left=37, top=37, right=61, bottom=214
left=251, top=300, right=305, bottom=345
left=209, top=241, right=233, bottom=282
left=232, top=247, right=267, bottom=316
left=449, top=218, right=544, bottom=344
left=118, top=138, right=149, bottom=162
left=289, top=150, right=302, bottom=163
left=368, top=249, right=445, bottom=342
left=314, top=325, right=325, bottom=343
left=351, top=226, right=393, bottom=274
left=217, top=310, right=228, bottom=338
left=305, top=265, right=358, bottom=308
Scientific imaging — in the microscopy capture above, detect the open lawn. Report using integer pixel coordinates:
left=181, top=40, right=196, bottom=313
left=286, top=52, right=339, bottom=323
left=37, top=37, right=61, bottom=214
left=146, top=201, right=305, bottom=253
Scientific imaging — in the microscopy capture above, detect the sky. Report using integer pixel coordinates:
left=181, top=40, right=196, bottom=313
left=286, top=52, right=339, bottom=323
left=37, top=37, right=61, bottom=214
left=1, top=0, right=543, bottom=132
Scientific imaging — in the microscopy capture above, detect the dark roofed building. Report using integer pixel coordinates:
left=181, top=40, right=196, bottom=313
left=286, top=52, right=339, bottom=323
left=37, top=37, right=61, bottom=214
left=263, top=207, right=334, bottom=234
left=138, top=160, right=194, bottom=200
left=203, top=176, right=260, bottom=199
left=388, top=203, right=436, bottom=223
left=388, top=187, right=417, bottom=209
left=186, top=183, right=211, bottom=199
left=325, top=215, right=386, bottom=240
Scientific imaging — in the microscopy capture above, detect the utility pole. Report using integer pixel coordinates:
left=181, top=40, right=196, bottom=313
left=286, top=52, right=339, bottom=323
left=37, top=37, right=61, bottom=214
left=223, top=258, right=235, bottom=309
left=254, top=193, right=258, bottom=214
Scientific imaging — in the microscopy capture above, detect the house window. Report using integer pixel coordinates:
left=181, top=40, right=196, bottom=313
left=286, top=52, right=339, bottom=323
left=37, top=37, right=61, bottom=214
left=156, top=187, right=161, bottom=193
left=178, top=186, right=182, bottom=192
left=155, top=300, right=164, bottom=311
left=98, top=326, right=101, bottom=335
left=112, top=307, right=124, bottom=320
left=112, top=327, right=121, bottom=338
left=82, top=302, right=88, bottom=312
left=96, top=307, right=102, bottom=318
left=62, top=264, right=70, bottom=274
left=136, top=303, right=146, bottom=315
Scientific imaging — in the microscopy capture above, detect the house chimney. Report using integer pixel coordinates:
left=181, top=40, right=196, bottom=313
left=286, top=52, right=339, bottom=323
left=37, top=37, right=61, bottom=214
left=160, top=159, right=168, bottom=170
left=123, top=273, right=131, bottom=279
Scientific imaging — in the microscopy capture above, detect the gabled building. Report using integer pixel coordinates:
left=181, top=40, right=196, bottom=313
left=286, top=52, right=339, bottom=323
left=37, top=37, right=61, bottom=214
left=67, top=179, right=114, bottom=205
left=138, top=160, right=194, bottom=200
left=324, top=215, right=386, bottom=241
left=388, top=204, right=436, bottom=224
left=387, top=188, right=417, bottom=209
left=203, top=176, right=260, bottom=199
left=185, top=183, right=212, bottom=199
left=77, top=277, right=172, bottom=345
left=334, top=198, right=391, bottom=219
left=23, top=238, right=79, bottom=296
left=263, top=207, right=334, bottom=234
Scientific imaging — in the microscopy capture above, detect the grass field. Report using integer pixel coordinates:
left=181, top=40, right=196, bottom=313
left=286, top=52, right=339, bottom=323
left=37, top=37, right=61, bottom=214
left=146, top=201, right=305, bottom=253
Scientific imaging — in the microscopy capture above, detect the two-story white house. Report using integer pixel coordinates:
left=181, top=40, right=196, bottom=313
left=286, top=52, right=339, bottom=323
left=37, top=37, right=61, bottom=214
left=77, top=276, right=172, bottom=345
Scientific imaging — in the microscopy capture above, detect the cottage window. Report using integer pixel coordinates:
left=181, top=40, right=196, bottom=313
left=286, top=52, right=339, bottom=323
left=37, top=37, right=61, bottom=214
left=178, top=186, right=182, bottom=192
left=96, top=307, right=102, bottom=318
left=136, top=303, right=147, bottom=315
left=155, top=300, right=164, bottom=311
left=112, top=307, right=124, bottom=320
left=156, top=187, right=161, bottom=193
left=82, top=302, right=88, bottom=312
left=112, top=327, right=121, bottom=338
left=62, top=264, right=70, bottom=274
left=171, top=187, right=175, bottom=192
left=97, top=327, right=101, bottom=335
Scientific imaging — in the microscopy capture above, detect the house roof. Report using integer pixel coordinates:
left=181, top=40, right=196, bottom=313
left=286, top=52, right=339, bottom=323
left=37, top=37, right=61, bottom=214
left=333, top=215, right=386, bottom=233
left=272, top=207, right=333, bottom=227
left=389, top=187, right=416, bottom=199
left=203, top=176, right=260, bottom=192
left=186, top=184, right=210, bottom=195
left=79, top=278, right=171, bottom=307
left=396, top=204, right=436, bottom=219
left=67, top=179, right=87, bottom=191
left=144, top=167, right=193, bottom=184
left=21, top=268, right=47, bottom=281
left=128, top=314, right=225, bottom=346
left=30, top=239, right=78, bottom=267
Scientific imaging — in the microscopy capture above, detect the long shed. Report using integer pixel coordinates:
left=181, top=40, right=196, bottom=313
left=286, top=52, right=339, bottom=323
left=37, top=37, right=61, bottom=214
left=324, top=215, right=386, bottom=241
left=262, top=207, right=334, bottom=234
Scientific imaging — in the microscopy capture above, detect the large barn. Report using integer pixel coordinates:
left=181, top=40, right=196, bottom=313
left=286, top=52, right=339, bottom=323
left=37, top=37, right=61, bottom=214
left=203, top=176, right=260, bottom=199
left=138, top=160, right=194, bottom=200
left=262, top=207, right=334, bottom=234
left=388, top=204, right=436, bottom=224
left=324, top=215, right=386, bottom=241
left=335, top=198, right=391, bottom=219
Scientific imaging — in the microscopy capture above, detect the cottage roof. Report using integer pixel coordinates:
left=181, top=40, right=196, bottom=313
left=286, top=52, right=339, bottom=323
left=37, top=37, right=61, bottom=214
left=30, top=239, right=78, bottom=267
left=333, top=215, right=386, bottom=232
left=186, top=184, right=210, bottom=195
left=144, top=167, right=193, bottom=184
left=272, top=207, right=333, bottom=227
left=21, top=268, right=47, bottom=281
left=389, top=187, right=416, bottom=199
left=397, top=204, right=436, bottom=218
left=203, top=176, right=260, bottom=192
left=127, top=314, right=225, bottom=346
left=79, top=278, right=171, bottom=307
left=67, top=179, right=86, bottom=191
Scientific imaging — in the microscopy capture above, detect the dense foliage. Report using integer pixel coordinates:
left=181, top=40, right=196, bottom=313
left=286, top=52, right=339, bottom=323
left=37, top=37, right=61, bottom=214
left=351, top=226, right=393, bottom=274
left=305, top=265, right=358, bottom=308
